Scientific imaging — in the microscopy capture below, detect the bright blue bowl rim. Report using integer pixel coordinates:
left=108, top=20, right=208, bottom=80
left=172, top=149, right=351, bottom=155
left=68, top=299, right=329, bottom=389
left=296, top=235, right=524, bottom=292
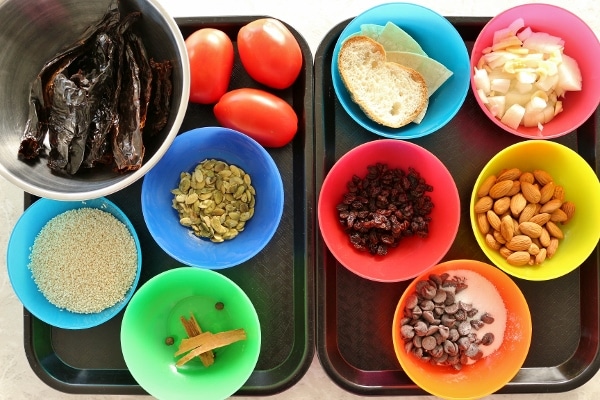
left=141, top=127, right=284, bottom=270
left=6, top=197, right=142, bottom=330
left=331, top=2, right=471, bottom=139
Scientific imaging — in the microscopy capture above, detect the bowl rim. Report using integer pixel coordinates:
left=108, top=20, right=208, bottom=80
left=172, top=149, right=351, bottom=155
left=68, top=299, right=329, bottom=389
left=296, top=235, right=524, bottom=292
left=6, top=196, right=142, bottom=329
left=0, top=0, right=190, bottom=201
left=469, top=3, right=600, bottom=139
left=331, top=1, right=471, bottom=139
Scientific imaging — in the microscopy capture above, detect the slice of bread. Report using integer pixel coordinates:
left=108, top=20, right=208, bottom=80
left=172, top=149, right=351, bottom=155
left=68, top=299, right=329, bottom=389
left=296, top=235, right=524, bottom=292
left=338, top=35, right=428, bottom=128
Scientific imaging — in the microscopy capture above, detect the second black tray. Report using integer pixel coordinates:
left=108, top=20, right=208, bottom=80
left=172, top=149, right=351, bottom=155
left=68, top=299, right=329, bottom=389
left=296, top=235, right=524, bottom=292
left=315, top=17, right=600, bottom=396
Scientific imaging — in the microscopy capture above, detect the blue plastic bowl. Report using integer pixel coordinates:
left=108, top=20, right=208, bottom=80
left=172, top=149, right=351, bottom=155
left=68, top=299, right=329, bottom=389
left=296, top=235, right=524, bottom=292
left=332, top=2, right=470, bottom=139
left=141, top=127, right=284, bottom=269
left=6, top=197, right=142, bottom=330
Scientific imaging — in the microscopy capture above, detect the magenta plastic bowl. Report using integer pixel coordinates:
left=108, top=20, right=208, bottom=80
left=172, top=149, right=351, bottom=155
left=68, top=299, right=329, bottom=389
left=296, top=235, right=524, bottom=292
left=317, top=139, right=460, bottom=282
left=470, top=4, right=600, bottom=139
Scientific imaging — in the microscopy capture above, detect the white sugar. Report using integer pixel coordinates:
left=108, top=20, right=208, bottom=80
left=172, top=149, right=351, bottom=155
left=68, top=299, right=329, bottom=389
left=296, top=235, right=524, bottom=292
left=452, top=269, right=507, bottom=361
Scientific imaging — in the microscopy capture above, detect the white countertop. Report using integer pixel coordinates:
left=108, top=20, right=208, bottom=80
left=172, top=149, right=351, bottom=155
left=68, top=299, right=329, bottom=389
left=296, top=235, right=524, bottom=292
left=1, top=0, right=599, bottom=399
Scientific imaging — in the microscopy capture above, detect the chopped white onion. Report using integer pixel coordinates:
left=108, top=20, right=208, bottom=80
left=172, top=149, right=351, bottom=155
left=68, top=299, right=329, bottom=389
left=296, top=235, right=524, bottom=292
left=501, top=103, right=525, bottom=129
left=474, top=19, right=582, bottom=130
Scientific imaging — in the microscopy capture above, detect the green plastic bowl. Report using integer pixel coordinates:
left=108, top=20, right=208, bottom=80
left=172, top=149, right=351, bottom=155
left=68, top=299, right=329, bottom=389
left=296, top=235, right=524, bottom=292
left=470, top=140, right=600, bottom=280
left=121, top=267, right=261, bottom=400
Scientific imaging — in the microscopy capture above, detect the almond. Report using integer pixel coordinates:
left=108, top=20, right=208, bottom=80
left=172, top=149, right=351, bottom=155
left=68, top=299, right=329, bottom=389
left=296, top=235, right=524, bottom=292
left=497, top=168, right=521, bottom=181
left=539, top=198, right=562, bottom=214
left=539, top=227, right=551, bottom=247
left=500, top=215, right=514, bottom=242
left=507, top=251, right=531, bottom=266
left=561, top=201, right=575, bottom=223
left=533, top=169, right=553, bottom=186
left=528, top=212, right=551, bottom=226
left=477, top=175, right=497, bottom=198
left=539, top=182, right=555, bottom=204
left=519, top=221, right=543, bottom=238
left=486, top=210, right=502, bottom=231
left=510, top=193, right=527, bottom=216
left=499, top=246, right=513, bottom=258
left=545, top=221, right=564, bottom=239
left=519, top=172, right=535, bottom=184
left=489, top=180, right=513, bottom=199
left=518, top=203, right=538, bottom=224
left=535, top=248, right=547, bottom=264
left=485, top=233, right=501, bottom=250
left=493, top=197, right=511, bottom=215
left=476, top=213, right=490, bottom=235
left=474, top=196, right=493, bottom=214
left=528, top=243, right=540, bottom=255
left=506, top=235, right=532, bottom=251
left=493, top=230, right=507, bottom=244
left=550, top=209, right=568, bottom=223
left=553, top=185, right=565, bottom=202
left=546, top=238, right=559, bottom=258
left=521, top=181, right=541, bottom=204
left=506, top=180, right=521, bottom=197
left=512, top=217, right=521, bottom=235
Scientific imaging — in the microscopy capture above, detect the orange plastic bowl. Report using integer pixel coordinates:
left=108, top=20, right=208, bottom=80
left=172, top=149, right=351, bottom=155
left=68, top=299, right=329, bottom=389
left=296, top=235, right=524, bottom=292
left=318, top=139, right=460, bottom=282
left=392, top=260, right=532, bottom=399
left=470, top=4, right=600, bottom=139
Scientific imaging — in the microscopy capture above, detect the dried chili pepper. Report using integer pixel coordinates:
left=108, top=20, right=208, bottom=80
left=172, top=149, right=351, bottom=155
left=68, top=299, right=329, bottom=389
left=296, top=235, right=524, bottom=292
left=146, top=58, right=173, bottom=134
left=18, top=1, right=172, bottom=175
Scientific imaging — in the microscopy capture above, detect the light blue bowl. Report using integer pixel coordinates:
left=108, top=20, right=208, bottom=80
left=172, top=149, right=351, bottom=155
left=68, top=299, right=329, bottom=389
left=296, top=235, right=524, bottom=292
left=332, top=2, right=470, bottom=139
left=7, top=197, right=142, bottom=329
left=141, top=127, right=284, bottom=269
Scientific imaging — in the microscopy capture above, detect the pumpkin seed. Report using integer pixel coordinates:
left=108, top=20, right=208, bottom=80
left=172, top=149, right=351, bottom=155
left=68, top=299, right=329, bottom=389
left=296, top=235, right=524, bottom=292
left=172, top=158, right=256, bottom=242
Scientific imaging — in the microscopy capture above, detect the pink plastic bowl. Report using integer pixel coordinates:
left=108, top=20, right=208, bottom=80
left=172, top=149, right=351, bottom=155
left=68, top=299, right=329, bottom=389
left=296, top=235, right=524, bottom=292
left=318, top=139, right=460, bottom=282
left=470, top=4, right=600, bottom=139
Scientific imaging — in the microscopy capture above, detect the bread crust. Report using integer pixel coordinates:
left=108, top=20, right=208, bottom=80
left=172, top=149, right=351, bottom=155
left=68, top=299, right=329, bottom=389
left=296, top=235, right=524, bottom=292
left=338, top=35, right=428, bottom=128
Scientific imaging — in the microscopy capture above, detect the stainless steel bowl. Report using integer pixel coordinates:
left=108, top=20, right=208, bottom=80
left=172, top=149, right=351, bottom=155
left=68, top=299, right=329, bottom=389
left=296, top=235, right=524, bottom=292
left=0, top=0, right=189, bottom=200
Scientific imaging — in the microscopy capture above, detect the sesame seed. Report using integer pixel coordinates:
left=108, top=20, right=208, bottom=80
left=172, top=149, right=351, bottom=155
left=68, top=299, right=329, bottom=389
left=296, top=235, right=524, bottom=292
left=28, top=207, right=138, bottom=314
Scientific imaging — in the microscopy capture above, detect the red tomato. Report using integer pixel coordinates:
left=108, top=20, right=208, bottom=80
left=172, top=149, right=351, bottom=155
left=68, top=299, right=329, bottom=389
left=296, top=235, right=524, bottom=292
left=185, top=28, right=234, bottom=104
left=237, top=18, right=303, bottom=89
left=214, top=88, right=298, bottom=147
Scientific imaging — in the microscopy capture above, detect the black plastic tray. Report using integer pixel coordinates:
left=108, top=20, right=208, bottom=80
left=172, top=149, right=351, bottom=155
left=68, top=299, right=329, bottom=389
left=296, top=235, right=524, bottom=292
left=315, top=17, right=600, bottom=396
left=23, top=16, right=314, bottom=396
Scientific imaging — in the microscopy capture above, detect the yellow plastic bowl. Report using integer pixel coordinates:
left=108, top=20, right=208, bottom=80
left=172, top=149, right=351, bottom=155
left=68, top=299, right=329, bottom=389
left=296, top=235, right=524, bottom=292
left=393, top=260, right=532, bottom=399
left=470, top=140, right=600, bottom=280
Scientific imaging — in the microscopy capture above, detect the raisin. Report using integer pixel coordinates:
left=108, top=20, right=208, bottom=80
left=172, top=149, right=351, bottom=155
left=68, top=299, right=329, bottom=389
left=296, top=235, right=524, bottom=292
left=336, top=163, right=434, bottom=256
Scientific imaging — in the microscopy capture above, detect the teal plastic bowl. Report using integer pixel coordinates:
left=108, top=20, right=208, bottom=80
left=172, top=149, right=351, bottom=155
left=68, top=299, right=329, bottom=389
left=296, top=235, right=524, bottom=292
left=6, top=197, right=142, bottom=329
left=121, top=267, right=261, bottom=400
left=332, top=2, right=470, bottom=138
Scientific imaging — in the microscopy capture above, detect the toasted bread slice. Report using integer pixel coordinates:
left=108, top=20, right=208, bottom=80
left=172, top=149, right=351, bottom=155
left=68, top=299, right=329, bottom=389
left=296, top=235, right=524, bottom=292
left=338, top=35, right=428, bottom=128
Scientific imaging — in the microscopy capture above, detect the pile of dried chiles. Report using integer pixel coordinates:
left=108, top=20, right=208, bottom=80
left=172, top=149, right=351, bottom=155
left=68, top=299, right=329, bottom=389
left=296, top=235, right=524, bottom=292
left=18, top=2, right=173, bottom=174
left=336, top=163, right=434, bottom=255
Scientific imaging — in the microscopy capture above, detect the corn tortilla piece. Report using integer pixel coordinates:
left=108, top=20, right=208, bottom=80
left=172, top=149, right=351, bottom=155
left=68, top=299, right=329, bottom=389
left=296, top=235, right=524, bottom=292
left=386, top=51, right=453, bottom=97
left=358, top=23, right=384, bottom=41
left=370, top=21, right=427, bottom=56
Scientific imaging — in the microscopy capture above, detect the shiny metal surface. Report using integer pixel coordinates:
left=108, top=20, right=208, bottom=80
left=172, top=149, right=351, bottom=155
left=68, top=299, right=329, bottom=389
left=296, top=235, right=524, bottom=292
left=0, top=0, right=189, bottom=200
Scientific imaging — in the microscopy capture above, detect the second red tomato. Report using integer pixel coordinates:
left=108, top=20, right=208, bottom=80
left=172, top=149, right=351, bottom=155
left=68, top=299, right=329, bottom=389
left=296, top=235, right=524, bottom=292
left=237, top=18, right=303, bottom=89
left=185, top=28, right=234, bottom=104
